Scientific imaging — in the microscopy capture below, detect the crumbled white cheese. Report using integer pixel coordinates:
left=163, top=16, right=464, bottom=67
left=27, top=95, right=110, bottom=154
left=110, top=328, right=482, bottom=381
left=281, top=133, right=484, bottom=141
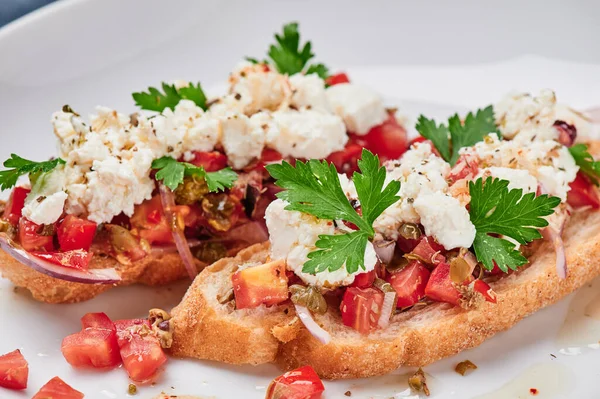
left=481, top=167, right=538, bottom=194
left=373, top=142, right=450, bottom=239
left=220, top=113, right=267, bottom=169
left=267, top=109, right=348, bottom=159
left=413, top=192, right=476, bottom=250
left=23, top=191, right=68, bottom=225
left=289, top=73, right=330, bottom=112
left=228, top=61, right=291, bottom=115
left=326, top=83, right=387, bottom=135
left=265, top=199, right=377, bottom=288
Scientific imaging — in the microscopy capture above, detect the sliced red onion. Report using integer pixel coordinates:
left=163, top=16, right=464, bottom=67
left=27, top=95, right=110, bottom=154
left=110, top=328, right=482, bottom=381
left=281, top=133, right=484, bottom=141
left=294, top=304, right=331, bottom=345
left=373, top=239, right=396, bottom=264
left=377, top=291, right=396, bottom=329
left=0, top=235, right=121, bottom=284
left=220, top=220, right=269, bottom=244
left=158, top=183, right=198, bottom=279
left=150, top=238, right=201, bottom=255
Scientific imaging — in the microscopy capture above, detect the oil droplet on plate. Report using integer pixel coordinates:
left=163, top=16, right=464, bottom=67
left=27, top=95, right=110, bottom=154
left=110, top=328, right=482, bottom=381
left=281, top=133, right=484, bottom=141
left=345, top=371, right=437, bottom=398
left=472, top=362, right=574, bottom=399
left=556, top=276, right=600, bottom=355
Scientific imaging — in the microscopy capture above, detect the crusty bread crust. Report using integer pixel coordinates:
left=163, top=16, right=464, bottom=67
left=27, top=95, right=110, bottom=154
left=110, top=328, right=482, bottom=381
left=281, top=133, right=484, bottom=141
left=0, top=248, right=201, bottom=304
left=169, top=208, right=600, bottom=379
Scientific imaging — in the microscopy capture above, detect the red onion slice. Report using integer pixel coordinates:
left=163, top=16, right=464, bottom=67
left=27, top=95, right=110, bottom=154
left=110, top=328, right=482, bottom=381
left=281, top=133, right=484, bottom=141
left=0, top=235, right=121, bottom=284
left=294, top=304, right=331, bottom=345
left=150, top=239, right=201, bottom=255
left=377, top=291, right=396, bottom=329
left=373, top=239, right=396, bottom=264
left=158, top=183, right=198, bottom=279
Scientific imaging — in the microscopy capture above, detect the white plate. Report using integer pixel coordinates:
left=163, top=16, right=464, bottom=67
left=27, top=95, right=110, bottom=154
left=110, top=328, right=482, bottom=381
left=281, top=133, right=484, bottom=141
left=1, top=1, right=600, bottom=398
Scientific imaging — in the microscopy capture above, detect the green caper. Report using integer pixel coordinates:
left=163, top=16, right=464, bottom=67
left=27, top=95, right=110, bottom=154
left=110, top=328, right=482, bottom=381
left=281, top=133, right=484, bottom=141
left=455, top=360, right=477, bottom=376
left=128, top=383, right=137, bottom=395
left=174, top=175, right=209, bottom=205
left=0, top=220, right=8, bottom=233
left=106, top=224, right=139, bottom=253
left=374, top=278, right=398, bottom=309
left=289, top=284, right=327, bottom=314
left=202, top=193, right=235, bottom=232
left=408, top=368, right=430, bottom=396
left=398, top=223, right=421, bottom=241
left=386, top=256, right=409, bottom=272
left=194, top=242, right=227, bottom=264
left=450, top=256, right=472, bottom=284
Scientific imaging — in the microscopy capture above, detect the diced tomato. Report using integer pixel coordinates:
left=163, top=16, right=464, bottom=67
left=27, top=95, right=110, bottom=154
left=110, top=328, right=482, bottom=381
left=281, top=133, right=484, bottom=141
left=489, top=261, right=506, bottom=276
left=18, top=218, right=54, bottom=252
left=567, top=172, right=600, bottom=209
left=424, top=262, right=461, bottom=306
left=32, top=376, right=83, bottom=399
left=325, top=72, right=350, bottom=86
left=340, top=287, right=385, bottom=334
left=326, top=142, right=363, bottom=174
left=232, top=260, right=289, bottom=309
left=472, top=279, right=497, bottom=303
left=253, top=148, right=284, bottom=173
left=408, top=136, right=427, bottom=147
left=266, top=365, right=325, bottom=399
left=0, top=349, right=28, bottom=390
left=31, top=250, right=93, bottom=270
left=409, top=236, right=445, bottom=265
left=387, top=261, right=431, bottom=308
left=2, top=187, right=30, bottom=226
left=350, top=270, right=376, bottom=288
left=115, top=319, right=167, bottom=382
left=62, top=329, right=121, bottom=368
left=81, top=312, right=114, bottom=330
left=187, top=151, right=228, bottom=172
left=396, top=235, right=421, bottom=253
left=448, top=154, right=479, bottom=184
left=358, top=112, right=408, bottom=162
left=57, top=215, right=97, bottom=251
left=131, top=195, right=173, bottom=244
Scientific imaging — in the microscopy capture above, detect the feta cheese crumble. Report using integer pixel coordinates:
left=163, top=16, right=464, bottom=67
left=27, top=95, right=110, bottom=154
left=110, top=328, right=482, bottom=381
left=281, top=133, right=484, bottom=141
left=265, top=199, right=377, bottom=288
left=326, top=83, right=388, bottom=135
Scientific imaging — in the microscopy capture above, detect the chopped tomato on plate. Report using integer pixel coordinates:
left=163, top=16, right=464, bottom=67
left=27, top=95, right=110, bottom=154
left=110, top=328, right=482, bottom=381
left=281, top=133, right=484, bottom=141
left=2, top=187, right=30, bottom=226
left=358, top=112, right=408, bottom=162
left=409, top=236, right=445, bottom=265
left=340, top=287, right=384, bottom=334
left=32, top=376, right=83, bottom=399
left=387, top=260, right=431, bottom=308
left=350, top=270, right=376, bottom=288
left=62, top=312, right=121, bottom=368
left=0, top=349, right=28, bottom=390
left=32, top=250, right=93, bottom=270
left=115, top=319, right=167, bottom=382
left=232, top=260, right=289, bottom=309
left=57, top=215, right=97, bottom=251
left=266, top=365, right=325, bottom=399
left=325, top=72, right=350, bottom=86
left=567, top=172, right=600, bottom=209
left=18, top=218, right=55, bottom=252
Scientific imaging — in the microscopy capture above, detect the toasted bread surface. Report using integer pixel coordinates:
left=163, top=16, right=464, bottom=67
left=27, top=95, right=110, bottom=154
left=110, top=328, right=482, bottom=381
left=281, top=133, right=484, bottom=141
left=169, top=209, right=600, bottom=379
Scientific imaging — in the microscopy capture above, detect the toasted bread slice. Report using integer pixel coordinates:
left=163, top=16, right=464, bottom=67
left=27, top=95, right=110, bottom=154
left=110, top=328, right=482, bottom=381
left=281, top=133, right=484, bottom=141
left=0, top=248, right=201, bottom=304
left=169, top=208, right=600, bottom=379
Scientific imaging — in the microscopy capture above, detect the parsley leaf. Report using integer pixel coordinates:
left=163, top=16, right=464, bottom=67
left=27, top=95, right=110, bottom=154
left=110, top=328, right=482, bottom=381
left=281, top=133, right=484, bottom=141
left=0, top=154, right=65, bottom=191
left=569, top=143, right=600, bottom=184
left=132, top=82, right=207, bottom=112
left=251, top=22, right=329, bottom=78
left=415, top=116, right=451, bottom=161
left=304, top=231, right=370, bottom=275
left=267, top=149, right=400, bottom=275
left=415, top=106, right=499, bottom=165
left=152, top=156, right=237, bottom=192
left=469, top=177, right=561, bottom=272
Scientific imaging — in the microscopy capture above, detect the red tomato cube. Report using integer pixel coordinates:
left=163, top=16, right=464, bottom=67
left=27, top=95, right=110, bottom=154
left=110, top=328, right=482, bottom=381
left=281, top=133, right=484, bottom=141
left=358, top=112, right=408, bottom=162
left=81, top=312, right=115, bottom=330
left=115, top=319, right=167, bottom=382
left=232, top=260, right=289, bottom=309
left=325, top=72, right=350, bottom=86
left=2, top=187, right=30, bottom=226
left=61, top=328, right=121, bottom=368
left=32, top=376, right=83, bottom=399
left=266, top=365, right=325, bottom=399
left=350, top=270, right=376, bottom=288
left=567, top=172, right=600, bottom=209
left=18, top=218, right=54, bottom=252
left=186, top=151, right=228, bottom=171
left=0, top=349, right=28, bottom=390
left=57, top=215, right=97, bottom=251
left=31, top=250, right=93, bottom=271
left=387, top=261, right=430, bottom=308
left=340, top=287, right=385, bottom=334
left=424, top=262, right=461, bottom=306
left=409, top=236, right=445, bottom=265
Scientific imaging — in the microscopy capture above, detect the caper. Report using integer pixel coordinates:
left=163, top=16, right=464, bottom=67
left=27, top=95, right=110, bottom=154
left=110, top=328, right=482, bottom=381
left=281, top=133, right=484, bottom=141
left=455, top=360, right=477, bottom=376
left=174, top=175, right=209, bottom=205
left=0, top=220, right=8, bottom=233
left=128, top=383, right=137, bottom=395
left=106, top=224, right=140, bottom=253
left=399, top=223, right=421, bottom=241
left=374, top=278, right=398, bottom=309
left=450, top=256, right=472, bottom=284
left=386, top=256, right=409, bottom=272
left=289, top=284, right=327, bottom=314
left=148, top=308, right=173, bottom=349
left=202, top=193, right=235, bottom=232
left=194, top=242, right=227, bottom=264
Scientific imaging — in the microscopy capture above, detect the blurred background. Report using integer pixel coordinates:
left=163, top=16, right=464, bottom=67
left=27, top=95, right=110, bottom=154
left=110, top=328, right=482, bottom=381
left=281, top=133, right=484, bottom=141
left=0, top=0, right=56, bottom=27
